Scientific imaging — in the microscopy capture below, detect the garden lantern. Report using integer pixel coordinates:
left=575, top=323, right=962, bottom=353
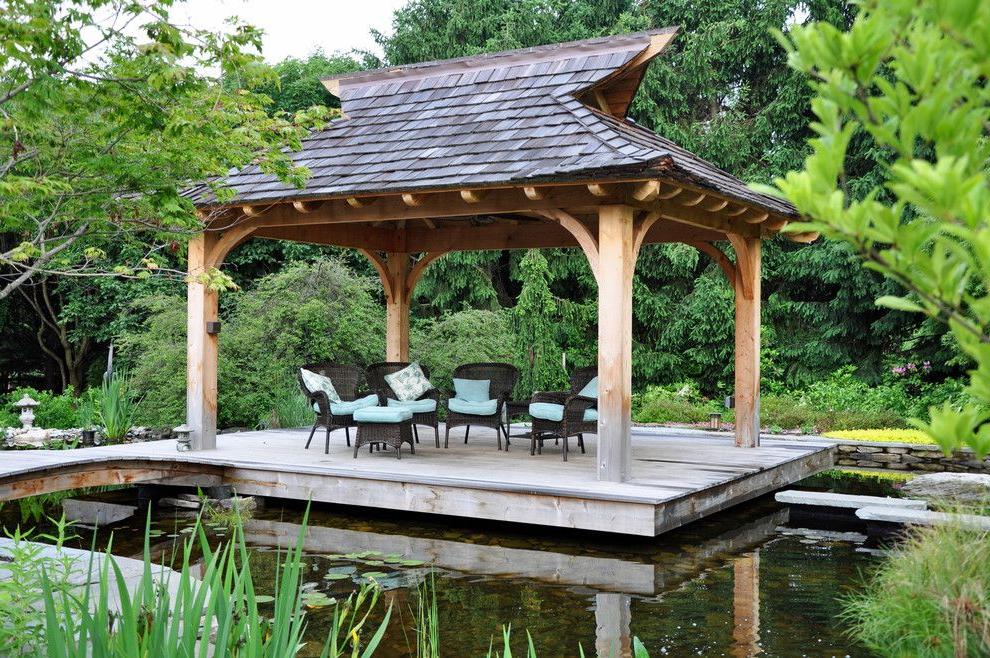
left=709, top=412, right=723, bottom=431
left=15, top=395, right=39, bottom=429
left=174, top=424, right=192, bottom=452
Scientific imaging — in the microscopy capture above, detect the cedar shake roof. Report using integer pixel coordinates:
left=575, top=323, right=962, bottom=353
left=190, top=28, right=795, bottom=217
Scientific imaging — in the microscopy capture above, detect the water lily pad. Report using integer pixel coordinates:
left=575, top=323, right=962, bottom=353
left=361, top=571, right=389, bottom=579
left=147, top=529, right=165, bottom=538
left=400, top=559, right=426, bottom=567
left=254, top=595, right=275, bottom=604
left=301, top=592, right=336, bottom=608
left=324, top=572, right=351, bottom=581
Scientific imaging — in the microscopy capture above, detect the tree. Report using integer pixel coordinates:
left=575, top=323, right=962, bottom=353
left=772, top=0, right=990, bottom=457
left=0, top=0, right=332, bottom=300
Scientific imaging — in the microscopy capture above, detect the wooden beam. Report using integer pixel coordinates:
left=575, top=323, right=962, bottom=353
left=292, top=200, right=323, bottom=214
left=788, top=231, right=819, bottom=243
left=523, top=186, right=546, bottom=201
left=421, top=218, right=436, bottom=229
left=459, top=189, right=487, bottom=204
left=743, top=211, right=769, bottom=224
left=592, top=89, right=612, bottom=114
left=631, top=180, right=660, bottom=202
left=356, top=249, right=394, bottom=301
left=679, top=192, right=707, bottom=207
left=728, top=235, right=761, bottom=448
left=385, top=253, right=411, bottom=361
left=346, top=197, right=371, bottom=208
left=597, top=205, right=635, bottom=482
left=241, top=205, right=265, bottom=217
left=535, top=209, right=600, bottom=281
left=253, top=223, right=399, bottom=252
left=656, top=185, right=684, bottom=200
left=406, top=251, right=447, bottom=295
left=587, top=183, right=612, bottom=198
left=703, top=198, right=729, bottom=212
left=688, top=241, right=735, bottom=286
left=632, top=211, right=662, bottom=258
left=402, top=193, right=425, bottom=207
left=187, top=233, right=220, bottom=451
left=726, top=204, right=749, bottom=217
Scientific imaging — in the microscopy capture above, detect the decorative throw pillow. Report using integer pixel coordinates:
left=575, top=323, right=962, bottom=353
left=384, top=362, right=433, bottom=401
left=578, top=376, right=598, bottom=399
left=300, top=368, right=342, bottom=404
left=453, top=378, right=491, bottom=402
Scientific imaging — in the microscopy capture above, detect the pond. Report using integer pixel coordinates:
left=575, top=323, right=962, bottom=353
left=2, top=474, right=886, bottom=657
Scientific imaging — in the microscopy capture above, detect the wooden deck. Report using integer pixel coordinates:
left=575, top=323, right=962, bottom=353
left=0, top=427, right=832, bottom=536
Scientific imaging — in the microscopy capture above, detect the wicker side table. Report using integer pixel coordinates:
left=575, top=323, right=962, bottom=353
left=353, top=407, right=415, bottom=459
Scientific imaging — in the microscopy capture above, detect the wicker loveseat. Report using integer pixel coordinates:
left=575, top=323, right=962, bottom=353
left=528, top=366, right=598, bottom=460
left=444, top=362, right=519, bottom=450
left=365, top=361, right=442, bottom=448
left=298, top=363, right=380, bottom=453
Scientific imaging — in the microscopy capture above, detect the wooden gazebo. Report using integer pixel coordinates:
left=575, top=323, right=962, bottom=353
left=185, top=27, right=814, bottom=482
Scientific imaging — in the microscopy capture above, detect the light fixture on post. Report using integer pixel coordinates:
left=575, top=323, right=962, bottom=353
left=174, top=424, right=192, bottom=452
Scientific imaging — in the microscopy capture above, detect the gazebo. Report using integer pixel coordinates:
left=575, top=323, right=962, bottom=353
left=185, top=27, right=814, bottom=483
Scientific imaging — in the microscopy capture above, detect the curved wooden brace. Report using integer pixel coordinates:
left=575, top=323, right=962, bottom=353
left=459, top=189, right=487, bottom=204
left=727, top=235, right=756, bottom=300
left=535, top=209, right=600, bottom=281
left=406, top=251, right=447, bottom=296
left=207, top=222, right=258, bottom=269
left=743, top=211, right=769, bottom=224
left=787, top=231, right=820, bottom=243
left=688, top=241, right=736, bottom=289
left=657, top=185, right=684, bottom=200
left=292, top=200, right=323, bottom=214
left=587, top=183, right=612, bottom=198
left=703, top=198, right=729, bottom=212
left=523, top=186, right=546, bottom=201
left=357, top=248, right=395, bottom=302
left=679, top=192, right=707, bottom=207
left=632, top=211, right=662, bottom=259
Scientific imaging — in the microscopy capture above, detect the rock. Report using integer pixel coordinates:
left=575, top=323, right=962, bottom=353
left=159, top=497, right=201, bottom=510
left=5, top=428, right=51, bottom=448
left=62, top=499, right=137, bottom=526
left=872, top=453, right=902, bottom=463
left=217, top=496, right=258, bottom=513
left=901, top=473, right=990, bottom=505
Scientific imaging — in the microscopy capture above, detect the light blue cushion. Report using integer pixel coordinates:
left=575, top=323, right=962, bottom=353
left=577, top=376, right=598, bottom=399
left=387, top=398, right=437, bottom=413
left=529, top=402, right=597, bottom=422
left=329, top=394, right=380, bottom=416
left=453, top=378, right=491, bottom=402
left=353, top=406, right=413, bottom=423
left=448, top=397, right=498, bottom=416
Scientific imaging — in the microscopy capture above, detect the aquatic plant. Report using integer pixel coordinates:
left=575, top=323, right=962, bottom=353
left=844, top=514, right=990, bottom=657
left=98, top=370, right=139, bottom=443
left=824, top=429, right=935, bottom=445
left=37, top=507, right=392, bottom=657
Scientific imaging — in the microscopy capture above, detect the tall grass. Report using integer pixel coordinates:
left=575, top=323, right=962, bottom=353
left=36, top=506, right=391, bottom=657
left=843, top=511, right=990, bottom=657
left=99, top=370, right=139, bottom=443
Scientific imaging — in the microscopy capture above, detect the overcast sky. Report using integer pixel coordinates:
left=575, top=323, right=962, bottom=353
left=169, top=0, right=409, bottom=62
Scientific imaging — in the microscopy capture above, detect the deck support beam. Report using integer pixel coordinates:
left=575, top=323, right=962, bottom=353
left=186, top=233, right=219, bottom=451
left=596, top=205, right=635, bottom=482
left=730, top=236, right=761, bottom=447
left=385, top=253, right=411, bottom=361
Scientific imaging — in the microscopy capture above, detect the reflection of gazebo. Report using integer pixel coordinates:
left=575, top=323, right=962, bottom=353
left=185, top=27, right=815, bottom=481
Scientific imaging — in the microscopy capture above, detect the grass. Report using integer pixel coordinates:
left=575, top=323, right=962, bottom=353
left=823, top=428, right=935, bottom=444
left=843, top=511, right=990, bottom=657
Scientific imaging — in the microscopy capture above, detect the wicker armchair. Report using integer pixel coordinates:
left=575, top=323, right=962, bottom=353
left=529, top=366, right=598, bottom=461
left=298, top=363, right=380, bottom=454
left=366, top=361, right=441, bottom=447
left=444, top=362, right=519, bottom=450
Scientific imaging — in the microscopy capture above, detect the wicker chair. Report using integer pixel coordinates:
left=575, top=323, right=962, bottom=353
left=298, top=363, right=379, bottom=454
left=444, top=362, right=519, bottom=450
left=529, top=366, right=597, bottom=461
left=365, top=362, right=441, bottom=448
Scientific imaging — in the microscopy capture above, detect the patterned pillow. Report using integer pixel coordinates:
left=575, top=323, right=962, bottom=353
left=384, top=362, right=433, bottom=401
left=299, top=368, right=342, bottom=404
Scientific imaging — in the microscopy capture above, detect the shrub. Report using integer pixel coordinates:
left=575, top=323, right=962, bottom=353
left=119, top=259, right=385, bottom=429
left=98, top=370, right=140, bottom=442
left=844, top=519, right=990, bottom=657
left=411, top=309, right=515, bottom=394
left=6, top=387, right=79, bottom=429
left=633, top=383, right=721, bottom=424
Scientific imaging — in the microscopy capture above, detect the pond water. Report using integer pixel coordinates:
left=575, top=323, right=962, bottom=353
left=2, top=476, right=886, bottom=657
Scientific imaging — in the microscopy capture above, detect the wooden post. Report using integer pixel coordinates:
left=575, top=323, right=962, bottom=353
left=731, top=237, right=761, bottom=448
left=731, top=551, right=761, bottom=657
left=597, top=205, right=635, bottom=481
left=385, top=252, right=411, bottom=362
left=187, top=233, right=219, bottom=451
left=595, top=593, right=632, bottom=658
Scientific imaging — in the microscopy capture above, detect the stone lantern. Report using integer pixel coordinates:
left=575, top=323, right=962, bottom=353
left=174, top=424, right=192, bottom=452
left=15, top=395, right=39, bottom=429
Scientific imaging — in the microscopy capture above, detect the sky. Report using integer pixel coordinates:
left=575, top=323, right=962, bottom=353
left=169, top=0, right=409, bottom=63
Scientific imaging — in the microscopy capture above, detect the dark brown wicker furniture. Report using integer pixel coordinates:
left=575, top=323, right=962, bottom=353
left=298, top=363, right=379, bottom=454
left=529, top=366, right=598, bottom=461
left=444, top=362, right=519, bottom=450
left=365, top=361, right=441, bottom=447
left=353, top=416, right=415, bottom=459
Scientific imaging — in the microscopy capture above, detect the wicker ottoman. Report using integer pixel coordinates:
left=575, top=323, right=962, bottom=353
left=352, top=407, right=415, bottom=459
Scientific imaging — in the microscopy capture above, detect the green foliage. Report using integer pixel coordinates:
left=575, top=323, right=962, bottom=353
left=411, top=309, right=516, bottom=394
left=512, top=251, right=569, bottom=395
left=32, top=508, right=392, bottom=657
left=264, top=389, right=315, bottom=430
left=843, top=519, right=990, bottom=657
left=1, top=0, right=334, bottom=299
left=634, top=383, right=721, bottom=424
left=98, top=370, right=139, bottom=442
left=7, top=387, right=78, bottom=429
left=255, top=50, right=364, bottom=114
left=119, top=259, right=384, bottom=429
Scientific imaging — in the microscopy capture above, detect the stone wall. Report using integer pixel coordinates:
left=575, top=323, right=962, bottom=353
left=834, top=441, right=990, bottom=473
